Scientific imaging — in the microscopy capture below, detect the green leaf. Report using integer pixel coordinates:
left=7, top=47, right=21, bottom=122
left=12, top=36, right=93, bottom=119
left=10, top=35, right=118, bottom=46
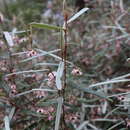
left=11, top=30, right=30, bottom=34
left=14, top=88, right=57, bottom=98
left=4, top=116, right=10, bottom=130
left=9, top=107, right=15, bottom=121
left=55, top=97, right=63, bottom=130
left=56, top=61, right=64, bottom=90
left=68, top=80, right=110, bottom=100
left=56, top=78, right=62, bottom=91
left=92, top=118, right=118, bottom=122
left=104, top=107, right=120, bottom=118
left=21, top=49, right=61, bottom=63
left=112, top=73, right=130, bottom=80
left=77, top=121, right=98, bottom=130
left=67, top=8, right=89, bottom=24
left=107, top=121, right=124, bottom=130
left=30, top=22, right=64, bottom=31
left=12, top=51, right=27, bottom=56
left=36, top=49, right=73, bottom=65
left=89, top=79, right=130, bottom=88
left=35, top=62, right=59, bottom=66
left=6, top=69, right=48, bottom=77
left=3, top=32, right=14, bottom=47
left=57, top=62, right=64, bottom=78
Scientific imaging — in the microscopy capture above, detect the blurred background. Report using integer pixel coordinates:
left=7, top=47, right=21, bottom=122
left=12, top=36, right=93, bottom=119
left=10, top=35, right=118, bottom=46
left=1, top=0, right=130, bottom=129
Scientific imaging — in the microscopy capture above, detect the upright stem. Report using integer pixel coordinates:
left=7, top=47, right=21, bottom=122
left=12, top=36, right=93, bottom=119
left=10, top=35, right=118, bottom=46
left=63, top=13, right=68, bottom=92
left=61, top=12, right=68, bottom=130
left=7, top=45, right=13, bottom=72
left=29, top=25, right=33, bottom=49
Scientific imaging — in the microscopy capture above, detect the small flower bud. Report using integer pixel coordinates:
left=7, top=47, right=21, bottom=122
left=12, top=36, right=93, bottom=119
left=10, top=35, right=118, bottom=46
left=37, top=108, right=44, bottom=113
left=34, top=90, right=46, bottom=98
left=117, top=96, right=125, bottom=101
left=71, top=68, right=82, bottom=76
left=10, top=84, right=16, bottom=89
left=27, top=50, right=37, bottom=57
left=11, top=89, right=17, bottom=95
left=48, top=71, right=56, bottom=81
left=48, top=115, right=53, bottom=121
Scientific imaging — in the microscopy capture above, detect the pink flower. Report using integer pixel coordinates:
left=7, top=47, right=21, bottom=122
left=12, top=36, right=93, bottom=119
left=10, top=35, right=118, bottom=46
left=47, top=72, right=56, bottom=87
left=37, top=108, right=44, bottom=113
left=13, top=36, right=20, bottom=44
left=19, top=37, right=28, bottom=43
left=48, top=106, right=55, bottom=112
left=27, top=50, right=37, bottom=57
left=34, top=90, right=47, bottom=98
left=71, top=68, right=82, bottom=76
left=43, top=109, right=49, bottom=115
left=48, top=115, right=53, bottom=121
left=11, top=89, right=17, bottom=95
left=65, top=113, right=80, bottom=123
left=126, top=118, right=130, bottom=127
left=48, top=71, right=56, bottom=81
left=117, top=96, right=125, bottom=101
left=10, top=84, right=16, bottom=89
left=127, top=121, right=130, bottom=127
left=47, top=80, right=55, bottom=87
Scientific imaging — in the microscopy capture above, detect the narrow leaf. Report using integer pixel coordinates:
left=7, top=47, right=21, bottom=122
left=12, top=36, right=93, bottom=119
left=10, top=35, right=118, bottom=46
left=4, top=116, right=10, bottom=130
left=67, top=8, right=89, bottom=24
left=14, top=88, right=57, bottom=98
left=68, top=80, right=110, bottom=100
left=35, top=62, right=59, bottom=66
left=21, top=49, right=61, bottom=63
left=55, top=97, right=63, bottom=130
left=11, top=30, right=30, bottom=34
left=30, top=22, right=64, bottom=31
left=6, top=69, right=48, bottom=77
left=56, top=78, right=62, bottom=90
left=112, top=73, right=130, bottom=80
left=77, top=121, right=89, bottom=130
left=107, top=121, right=124, bottom=130
left=77, top=121, right=98, bottom=130
left=3, top=32, right=14, bottom=47
left=89, top=79, right=130, bottom=88
left=92, top=118, right=118, bottom=122
left=37, top=49, right=73, bottom=65
left=56, top=61, right=64, bottom=90
left=12, top=51, right=28, bottom=56
left=9, top=107, right=15, bottom=121
left=57, top=61, right=64, bottom=78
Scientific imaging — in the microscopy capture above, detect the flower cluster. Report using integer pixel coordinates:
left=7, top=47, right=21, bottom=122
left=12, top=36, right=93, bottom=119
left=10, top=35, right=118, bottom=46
left=34, top=90, right=47, bottom=98
left=27, top=50, right=37, bottom=57
left=37, top=106, right=55, bottom=121
left=47, top=71, right=57, bottom=87
left=10, top=84, right=17, bottom=95
left=65, top=113, right=80, bottom=124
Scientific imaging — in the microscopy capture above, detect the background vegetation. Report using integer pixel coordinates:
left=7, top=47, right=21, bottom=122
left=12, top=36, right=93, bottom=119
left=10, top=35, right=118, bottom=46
left=0, top=0, right=130, bottom=130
